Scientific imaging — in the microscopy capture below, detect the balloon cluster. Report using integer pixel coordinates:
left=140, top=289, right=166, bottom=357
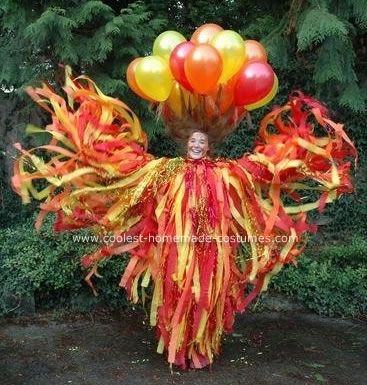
left=127, top=23, right=278, bottom=135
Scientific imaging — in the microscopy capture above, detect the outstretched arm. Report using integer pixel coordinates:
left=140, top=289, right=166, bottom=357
left=12, top=68, right=154, bottom=229
left=225, top=93, right=357, bottom=303
left=11, top=69, right=170, bottom=289
left=239, top=93, right=357, bottom=236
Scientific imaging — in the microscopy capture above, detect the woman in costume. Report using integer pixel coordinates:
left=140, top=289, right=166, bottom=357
left=12, top=69, right=356, bottom=368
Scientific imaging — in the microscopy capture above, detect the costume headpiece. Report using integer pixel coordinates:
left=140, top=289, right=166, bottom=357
left=127, top=24, right=278, bottom=145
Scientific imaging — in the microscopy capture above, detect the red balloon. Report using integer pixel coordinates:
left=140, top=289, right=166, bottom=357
left=169, top=41, right=195, bottom=91
left=234, top=61, right=275, bottom=106
left=191, top=23, right=223, bottom=45
left=184, top=44, right=223, bottom=95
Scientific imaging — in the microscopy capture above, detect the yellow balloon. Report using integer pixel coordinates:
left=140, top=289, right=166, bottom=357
left=245, top=75, right=279, bottom=111
left=153, top=31, right=186, bottom=60
left=210, top=30, right=246, bottom=83
left=135, top=56, right=173, bottom=102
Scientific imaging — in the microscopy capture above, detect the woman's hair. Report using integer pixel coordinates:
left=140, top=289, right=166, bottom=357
left=155, top=93, right=246, bottom=153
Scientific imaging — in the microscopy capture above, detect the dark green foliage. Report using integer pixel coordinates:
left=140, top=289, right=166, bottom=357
left=0, top=187, right=38, bottom=228
left=0, top=0, right=165, bottom=103
left=297, top=8, right=349, bottom=51
left=0, top=213, right=130, bottom=315
left=296, top=1, right=367, bottom=112
left=272, top=235, right=367, bottom=316
left=243, top=0, right=367, bottom=112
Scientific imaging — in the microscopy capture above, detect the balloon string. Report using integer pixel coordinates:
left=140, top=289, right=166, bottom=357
left=246, top=111, right=254, bottom=131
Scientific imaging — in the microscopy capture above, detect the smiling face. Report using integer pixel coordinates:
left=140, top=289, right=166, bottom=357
left=187, top=131, right=209, bottom=160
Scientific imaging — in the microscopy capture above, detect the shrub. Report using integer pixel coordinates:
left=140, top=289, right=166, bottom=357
left=272, top=234, right=367, bottom=316
left=0, top=214, right=130, bottom=315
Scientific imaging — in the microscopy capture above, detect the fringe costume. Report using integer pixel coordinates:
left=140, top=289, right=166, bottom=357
left=12, top=73, right=356, bottom=368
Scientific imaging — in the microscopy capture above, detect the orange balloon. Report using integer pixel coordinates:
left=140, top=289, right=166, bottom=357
left=184, top=44, right=223, bottom=95
left=191, top=23, right=223, bottom=45
left=126, top=58, right=154, bottom=102
left=244, top=40, right=267, bottom=62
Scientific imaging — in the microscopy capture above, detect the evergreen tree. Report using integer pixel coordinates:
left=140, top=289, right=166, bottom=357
left=0, top=0, right=165, bottom=99
left=247, top=0, right=367, bottom=112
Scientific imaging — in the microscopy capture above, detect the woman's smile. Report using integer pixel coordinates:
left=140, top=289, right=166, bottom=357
left=187, top=131, right=209, bottom=159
